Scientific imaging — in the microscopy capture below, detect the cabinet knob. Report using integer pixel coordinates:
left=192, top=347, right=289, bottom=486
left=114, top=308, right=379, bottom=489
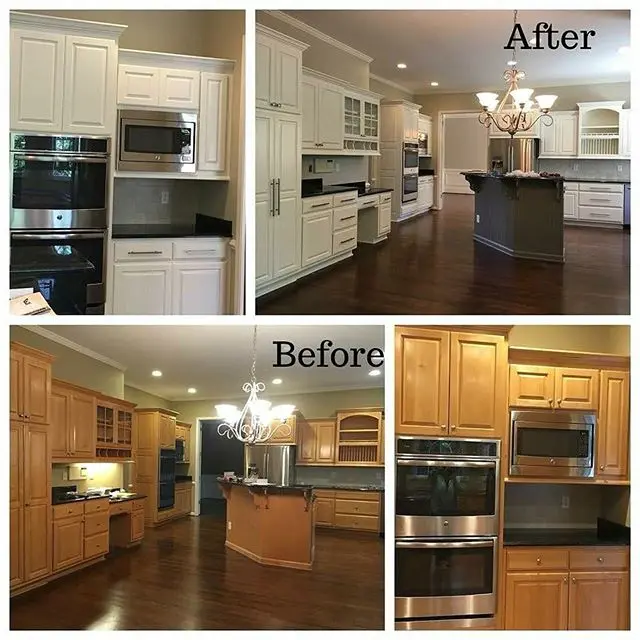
left=598, top=557, right=604, bottom=563
left=563, top=577, right=568, bottom=584
left=556, top=400, right=562, bottom=407
left=536, top=557, right=542, bottom=565
left=440, top=424, right=447, bottom=430
left=443, top=520, right=449, bottom=527
left=572, top=576, right=577, bottom=583
left=450, top=424, right=456, bottom=431
left=599, top=465, right=605, bottom=471
left=548, top=399, right=553, bottom=406
left=550, top=458, right=556, bottom=465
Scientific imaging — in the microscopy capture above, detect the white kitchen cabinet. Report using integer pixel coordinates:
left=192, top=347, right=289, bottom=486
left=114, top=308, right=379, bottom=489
left=198, top=72, right=229, bottom=175
left=578, top=101, right=625, bottom=157
left=117, top=64, right=159, bottom=106
left=344, top=92, right=380, bottom=141
left=403, top=107, right=419, bottom=141
left=419, top=115, right=432, bottom=156
left=171, top=262, right=224, bottom=315
left=301, top=210, right=333, bottom=267
left=620, top=109, right=631, bottom=158
left=159, top=68, right=200, bottom=110
left=379, top=200, right=392, bottom=235
left=302, top=75, right=343, bottom=151
left=540, top=112, right=578, bottom=157
left=564, top=189, right=578, bottom=220
left=112, top=263, right=172, bottom=315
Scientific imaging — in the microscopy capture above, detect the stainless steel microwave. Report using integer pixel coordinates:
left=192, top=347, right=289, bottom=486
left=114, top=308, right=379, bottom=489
left=510, top=410, right=596, bottom=478
left=117, top=109, right=197, bottom=173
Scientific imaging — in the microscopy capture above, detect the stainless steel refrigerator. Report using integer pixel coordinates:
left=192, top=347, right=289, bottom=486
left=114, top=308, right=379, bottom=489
left=489, top=137, right=539, bottom=173
left=244, top=444, right=296, bottom=486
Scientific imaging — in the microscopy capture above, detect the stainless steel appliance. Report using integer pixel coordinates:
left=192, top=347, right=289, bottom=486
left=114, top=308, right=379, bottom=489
left=489, top=137, right=539, bottom=173
left=159, top=448, right=177, bottom=509
left=510, top=410, right=596, bottom=478
left=244, top=444, right=296, bottom=485
left=117, top=109, right=196, bottom=172
left=402, top=172, right=419, bottom=203
left=403, top=142, right=419, bottom=171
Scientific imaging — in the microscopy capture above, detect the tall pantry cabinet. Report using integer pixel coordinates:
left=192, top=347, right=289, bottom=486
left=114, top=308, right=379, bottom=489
left=10, top=343, right=54, bottom=591
left=255, top=25, right=308, bottom=295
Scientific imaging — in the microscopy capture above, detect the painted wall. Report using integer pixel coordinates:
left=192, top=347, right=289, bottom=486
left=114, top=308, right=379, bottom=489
left=257, top=11, right=369, bottom=89
left=508, top=325, right=630, bottom=355
left=10, top=327, right=124, bottom=397
left=52, top=462, right=126, bottom=490
left=302, top=155, right=369, bottom=186
left=123, top=385, right=171, bottom=410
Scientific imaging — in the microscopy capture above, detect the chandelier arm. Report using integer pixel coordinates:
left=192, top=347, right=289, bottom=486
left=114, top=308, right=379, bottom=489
left=528, top=112, right=554, bottom=129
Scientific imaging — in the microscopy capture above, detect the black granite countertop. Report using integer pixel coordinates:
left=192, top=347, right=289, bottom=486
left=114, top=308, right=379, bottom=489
left=301, top=178, right=393, bottom=199
left=562, top=178, right=630, bottom=184
left=357, top=187, right=394, bottom=196
left=217, top=478, right=314, bottom=495
left=53, top=493, right=146, bottom=505
left=112, top=213, right=232, bottom=239
left=312, top=484, right=384, bottom=492
left=504, top=519, right=630, bottom=547
left=108, top=494, right=147, bottom=504
left=462, top=171, right=563, bottom=182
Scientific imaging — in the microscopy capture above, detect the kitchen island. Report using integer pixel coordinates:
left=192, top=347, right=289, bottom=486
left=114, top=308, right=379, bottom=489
left=462, top=172, right=565, bottom=263
left=218, top=479, right=315, bottom=570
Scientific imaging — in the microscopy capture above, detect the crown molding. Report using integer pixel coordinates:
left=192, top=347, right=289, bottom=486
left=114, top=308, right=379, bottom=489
left=10, top=11, right=127, bottom=39
left=264, top=10, right=373, bottom=63
left=369, top=73, right=414, bottom=96
left=22, top=327, right=127, bottom=372
left=303, top=67, right=383, bottom=100
left=381, top=99, right=423, bottom=111
left=256, top=23, right=309, bottom=52
left=119, top=49, right=235, bottom=73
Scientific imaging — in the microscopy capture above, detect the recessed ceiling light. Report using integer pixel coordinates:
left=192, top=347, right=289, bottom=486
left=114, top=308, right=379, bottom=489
left=618, top=46, right=630, bottom=55
left=151, top=370, right=162, bottom=377
left=430, top=81, right=439, bottom=87
left=272, top=378, right=283, bottom=385
left=397, top=63, right=407, bottom=69
left=187, top=387, right=197, bottom=394
left=507, top=60, right=518, bottom=66
left=368, top=370, right=382, bottom=377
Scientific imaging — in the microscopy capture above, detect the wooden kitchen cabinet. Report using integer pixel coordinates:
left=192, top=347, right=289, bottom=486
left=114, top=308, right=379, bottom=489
left=51, top=381, right=96, bottom=459
left=11, top=344, right=52, bottom=426
left=568, top=571, right=629, bottom=630
left=554, top=368, right=599, bottom=410
left=131, top=509, right=146, bottom=541
left=504, top=571, right=569, bottom=629
left=10, top=420, right=24, bottom=588
left=335, top=410, right=383, bottom=466
left=24, top=503, right=52, bottom=582
left=596, top=370, right=629, bottom=479
left=176, top=421, right=191, bottom=462
left=53, top=514, right=85, bottom=572
left=314, top=495, right=336, bottom=526
left=296, top=418, right=336, bottom=465
left=159, top=413, right=177, bottom=449
left=268, top=415, right=297, bottom=444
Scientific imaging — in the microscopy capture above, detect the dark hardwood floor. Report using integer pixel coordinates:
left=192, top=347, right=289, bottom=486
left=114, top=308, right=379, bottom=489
left=10, top=515, right=384, bottom=630
left=257, top=194, right=630, bottom=315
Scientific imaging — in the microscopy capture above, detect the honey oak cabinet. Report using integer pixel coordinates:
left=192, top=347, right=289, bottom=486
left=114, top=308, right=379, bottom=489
left=11, top=344, right=52, bottom=425
left=10, top=420, right=24, bottom=588
left=335, top=410, right=383, bottom=466
left=314, top=495, right=336, bottom=526
left=50, top=381, right=96, bottom=459
left=296, top=418, right=336, bottom=465
left=267, top=415, right=297, bottom=444
left=52, top=513, right=84, bottom=572
left=568, top=571, right=629, bottom=630
left=159, top=413, right=177, bottom=449
left=176, top=421, right=191, bottom=462
left=505, top=572, right=569, bottom=629
left=313, top=490, right=381, bottom=531
left=596, top=370, right=629, bottom=479
left=395, top=328, right=507, bottom=439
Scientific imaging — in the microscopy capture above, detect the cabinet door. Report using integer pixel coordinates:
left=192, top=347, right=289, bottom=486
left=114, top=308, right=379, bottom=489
left=554, top=368, right=599, bottom=410
left=24, top=504, right=51, bottom=581
left=317, top=82, right=344, bottom=149
left=158, top=68, right=200, bottom=110
left=275, top=41, right=302, bottom=114
left=183, top=428, right=191, bottom=462
left=112, top=263, right=172, bottom=315
left=22, top=354, right=50, bottom=425
left=50, top=385, right=70, bottom=458
left=296, top=420, right=316, bottom=464
left=198, top=72, right=229, bottom=174
left=596, top=370, right=629, bottom=479
left=160, top=415, right=176, bottom=448
left=131, top=510, right=145, bottom=540
left=24, top=424, right=50, bottom=507
left=53, top=517, right=84, bottom=571
left=10, top=421, right=24, bottom=587
left=10, top=350, right=22, bottom=420
left=557, top=113, right=578, bottom=156
left=117, top=64, right=160, bottom=106
left=10, top=29, right=64, bottom=132
left=301, top=78, right=318, bottom=148
left=315, top=497, right=335, bottom=526
left=63, top=36, right=116, bottom=135
left=540, top=117, right=557, bottom=156
left=315, top=421, right=337, bottom=464
left=256, top=33, right=276, bottom=109
left=268, top=416, right=296, bottom=444
left=568, top=571, right=629, bottom=630
left=171, top=262, right=225, bottom=315
left=509, top=364, right=555, bottom=408
left=378, top=201, right=392, bottom=235
left=395, top=327, right=450, bottom=436
left=255, top=112, right=274, bottom=287
left=302, top=211, right=333, bottom=267
left=10, top=505, right=24, bottom=588
left=504, top=572, right=569, bottom=629
left=70, top=392, right=96, bottom=458
left=449, top=333, right=507, bottom=438
left=620, top=110, right=630, bottom=157
left=564, top=191, right=578, bottom=219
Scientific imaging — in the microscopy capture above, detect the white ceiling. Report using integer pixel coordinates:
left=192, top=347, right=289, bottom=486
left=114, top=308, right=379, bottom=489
left=284, top=10, right=630, bottom=93
left=40, top=325, right=385, bottom=401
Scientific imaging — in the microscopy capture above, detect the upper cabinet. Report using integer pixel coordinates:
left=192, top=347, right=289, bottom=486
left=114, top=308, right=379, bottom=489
left=256, top=25, right=307, bottom=115
left=10, top=343, right=53, bottom=426
left=10, top=13, right=124, bottom=135
left=50, top=381, right=96, bottom=459
left=95, top=394, right=136, bottom=458
left=302, top=74, right=343, bottom=151
left=540, top=111, right=578, bottom=157
left=198, top=72, right=230, bottom=175
left=619, top=109, right=631, bottom=158
left=267, top=416, right=297, bottom=445
left=297, top=418, right=337, bottom=465
left=597, top=370, right=629, bottom=479
left=335, top=410, right=384, bottom=466
left=418, top=115, right=432, bottom=156
left=403, top=106, right=419, bottom=141
left=577, top=101, right=626, bottom=158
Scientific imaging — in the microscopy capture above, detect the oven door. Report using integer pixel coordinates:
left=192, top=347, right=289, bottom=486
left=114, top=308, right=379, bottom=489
left=403, top=146, right=419, bottom=170
left=395, top=537, right=498, bottom=620
left=402, top=174, right=418, bottom=203
left=396, top=458, right=498, bottom=537
left=10, top=232, right=106, bottom=315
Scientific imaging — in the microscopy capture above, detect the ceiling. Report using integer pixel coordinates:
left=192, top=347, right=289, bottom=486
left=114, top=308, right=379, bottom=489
left=41, top=325, right=385, bottom=401
left=283, top=10, right=630, bottom=93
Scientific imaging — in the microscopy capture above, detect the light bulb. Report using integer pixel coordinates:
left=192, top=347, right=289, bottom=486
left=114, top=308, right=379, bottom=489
left=477, top=92, right=499, bottom=108
left=216, top=404, right=239, bottom=421
left=535, top=94, right=557, bottom=110
left=510, top=88, right=534, bottom=105
left=271, top=404, right=295, bottom=421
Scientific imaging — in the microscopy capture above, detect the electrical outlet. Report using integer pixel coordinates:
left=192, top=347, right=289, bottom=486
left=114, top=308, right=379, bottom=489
left=573, top=163, right=579, bottom=172
left=617, top=164, right=623, bottom=173
left=561, top=495, right=570, bottom=509
left=228, top=521, right=232, bottom=530
left=476, top=214, right=480, bottom=223
left=161, top=191, right=170, bottom=204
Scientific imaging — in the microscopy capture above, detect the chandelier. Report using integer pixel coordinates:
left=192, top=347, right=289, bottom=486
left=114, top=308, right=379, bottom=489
left=216, top=326, right=295, bottom=444
left=477, top=10, right=557, bottom=137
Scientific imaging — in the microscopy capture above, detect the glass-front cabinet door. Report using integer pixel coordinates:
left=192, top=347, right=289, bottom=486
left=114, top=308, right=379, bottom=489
left=344, top=94, right=362, bottom=137
left=363, top=100, right=379, bottom=138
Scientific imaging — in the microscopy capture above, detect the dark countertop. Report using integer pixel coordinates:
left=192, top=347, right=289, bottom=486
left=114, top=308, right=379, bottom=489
left=108, top=494, right=147, bottom=504
left=462, top=171, right=563, bottom=183
left=217, top=478, right=313, bottom=495
left=504, top=519, right=630, bottom=547
left=312, top=484, right=384, bottom=492
left=358, top=187, right=393, bottom=196
left=53, top=493, right=146, bottom=505
left=301, top=185, right=358, bottom=198
left=301, top=178, right=393, bottom=199
left=112, top=213, right=232, bottom=239
left=562, top=178, right=630, bottom=184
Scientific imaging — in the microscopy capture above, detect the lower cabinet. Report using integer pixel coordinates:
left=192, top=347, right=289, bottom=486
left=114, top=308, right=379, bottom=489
left=505, top=572, right=569, bottom=629
left=53, top=513, right=85, bottom=572
left=112, top=263, right=172, bottom=315
left=171, top=262, right=225, bottom=315
left=24, top=504, right=52, bottom=582
left=312, top=490, right=381, bottom=531
left=175, top=484, right=193, bottom=515
left=131, top=510, right=145, bottom=541
left=301, top=210, right=333, bottom=267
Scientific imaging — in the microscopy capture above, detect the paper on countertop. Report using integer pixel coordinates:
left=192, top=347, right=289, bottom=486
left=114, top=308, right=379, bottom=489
left=10, top=287, right=34, bottom=299
left=10, top=292, right=56, bottom=316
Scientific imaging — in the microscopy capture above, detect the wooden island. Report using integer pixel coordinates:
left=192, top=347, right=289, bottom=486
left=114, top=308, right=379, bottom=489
left=218, top=480, right=315, bottom=570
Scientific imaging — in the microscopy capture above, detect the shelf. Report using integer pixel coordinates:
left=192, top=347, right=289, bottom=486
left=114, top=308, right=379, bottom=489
left=337, top=441, right=378, bottom=446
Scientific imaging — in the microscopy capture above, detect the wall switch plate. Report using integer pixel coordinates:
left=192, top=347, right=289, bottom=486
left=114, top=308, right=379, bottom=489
left=161, top=191, right=169, bottom=204
left=476, top=214, right=480, bottom=223
left=561, top=495, right=570, bottom=509
left=573, top=163, right=579, bottom=172
left=617, top=164, right=623, bottom=173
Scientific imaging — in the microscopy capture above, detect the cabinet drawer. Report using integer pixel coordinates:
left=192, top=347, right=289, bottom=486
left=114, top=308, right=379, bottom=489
left=332, top=191, right=358, bottom=207
left=109, top=501, right=133, bottom=516
left=578, top=206, right=623, bottom=224
left=565, top=182, right=579, bottom=192
left=506, top=548, right=570, bottom=571
left=132, top=499, right=146, bottom=512
left=569, top=547, right=629, bottom=571
left=332, top=204, right=358, bottom=231
left=334, top=490, right=380, bottom=502
left=84, top=498, right=109, bottom=514
left=84, top=532, right=109, bottom=559
left=380, top=191, right=392, bottom=203
left=302, top=195, right=333, bottom=213
left=579, top=182, right=624, bottom=194
left=333, top=226, right=357, bottom=254
left=172, top=239, right=226, bottom=261
left=578, top=192, right=623, bottom=208
left=113, top=240, right=173, bottom=262
left=53, top=502, right=85, bottom=520
left=334, top=513, right=379, bottom=531
left=334, top=499, right=379, bottom=516
left=358, top=194, right=379, bottom=209
left=313, top=489, right=335, bottom=499
left=84, top=512, right=109, bottom=537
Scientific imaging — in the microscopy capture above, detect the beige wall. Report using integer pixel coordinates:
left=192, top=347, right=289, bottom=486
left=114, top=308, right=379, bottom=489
left=52, top=462, right=125, bottom=490
left=10, top=327, right=124, bottom=397
left=257, top=11, right=369, bottom=89
left=369, top=77, right=414, bottom=101
left=124, top=385, right=171, bottom=409
left=508, top=325, right=630, bottom=355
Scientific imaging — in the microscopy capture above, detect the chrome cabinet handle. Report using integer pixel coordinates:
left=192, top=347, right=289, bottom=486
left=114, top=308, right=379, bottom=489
left=340, top=237, right=355, bottom=244
left=276, top=178, right=281, bottom=216
left=127, top=250, right=162, bottom=255
left=341, top=198, right=356, bottom=203
left=270, top=179, right=276, bottom=216
left=340, top=216, right=356, bottom=222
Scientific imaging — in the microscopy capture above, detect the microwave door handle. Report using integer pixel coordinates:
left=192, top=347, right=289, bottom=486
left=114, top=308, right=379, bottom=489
left=395, top=539, right=495, bottom=550
left=396, top=459, right=496, bottom=468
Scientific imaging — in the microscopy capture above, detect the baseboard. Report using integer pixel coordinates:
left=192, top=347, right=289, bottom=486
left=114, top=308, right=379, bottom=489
left=225, top=540, right=312, bottom=571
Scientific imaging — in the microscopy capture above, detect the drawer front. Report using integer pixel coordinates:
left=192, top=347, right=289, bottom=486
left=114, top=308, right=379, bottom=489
left=334, top=513, right=379, bottom=531
left=113, top=240, right=173, bottom=262
left=569, top=547, right=629, bottom=571
left=131, top=511, right=145, bottom=541
left=578, top=192, right=623, bottom=208
left=332, top=204, right=358, bottom=231
left=84, top=512, right=109, bottom=537
left=506, top=547, right=570, bottom=571
left=109, top=501, right=133, bottom=516
left=53, top=502, right=85, bottom=520
left=84, top=498, right=109, bottom=515
left=334, top=499, right=379, bottom=516
left=172, top=239, right=226, bottom=261
left=302, top=195, right=333, bottom=213
left=579, top=182, right=624, bottom=194
left=84, top=532, right=109, bottom=559
left=333, top=226, right=358, bottom=254
left=156, top=508, right=175, bottom=521
left=578, top=205, right=623, bottom=224
left=313, top=489, right=336, bottom=499
left=332, top=191, right=358, bottom=207
left=132, top=499, right=146, bottom=512
left=380, top=191, right=392, bottom=203
left=565, top=182, right=579, bottom=192
left=334, top=490, right=381, bottom=502
left=358, top=195, right=379, bottom=209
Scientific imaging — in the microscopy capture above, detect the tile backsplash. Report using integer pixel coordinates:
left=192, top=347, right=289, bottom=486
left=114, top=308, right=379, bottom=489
left=539, top=158, right=630, bottom=181
left=295, top=465, right=383, bottom=487
left=301, top=155, right=369, bottom=186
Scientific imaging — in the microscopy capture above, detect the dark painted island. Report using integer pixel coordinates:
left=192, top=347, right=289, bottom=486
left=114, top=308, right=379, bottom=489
left=462, top=172, right=565, bottom=263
